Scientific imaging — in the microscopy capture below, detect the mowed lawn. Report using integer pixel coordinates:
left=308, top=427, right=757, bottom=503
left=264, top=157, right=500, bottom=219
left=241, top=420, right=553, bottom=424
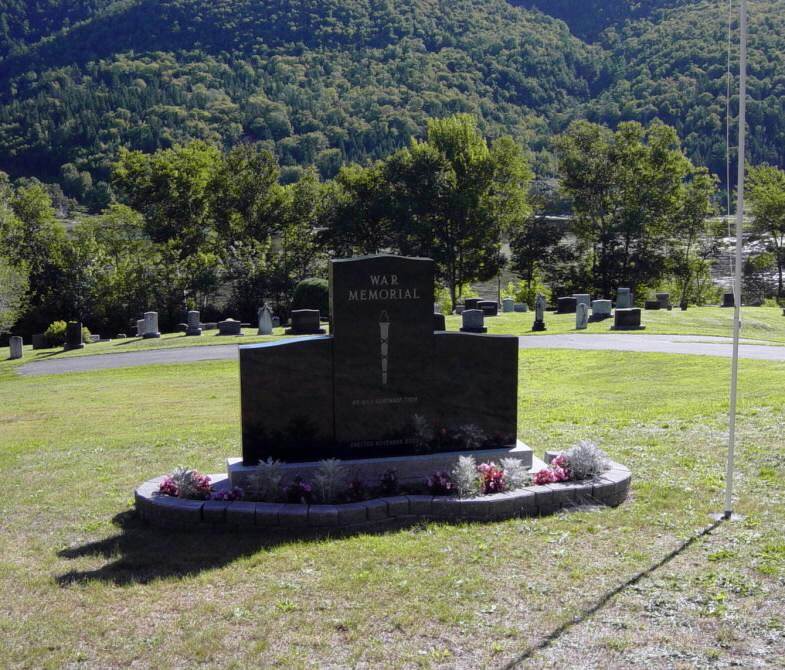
left=0, top=350, right=784, bottom=669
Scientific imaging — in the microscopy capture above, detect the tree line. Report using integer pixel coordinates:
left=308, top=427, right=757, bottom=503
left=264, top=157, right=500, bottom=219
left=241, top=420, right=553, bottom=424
left=3, top=113, right=785, bottom=341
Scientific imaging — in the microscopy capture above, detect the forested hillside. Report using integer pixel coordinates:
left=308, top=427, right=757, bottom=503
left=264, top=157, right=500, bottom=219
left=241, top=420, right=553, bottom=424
left=0, top=0, right=783, bottom=201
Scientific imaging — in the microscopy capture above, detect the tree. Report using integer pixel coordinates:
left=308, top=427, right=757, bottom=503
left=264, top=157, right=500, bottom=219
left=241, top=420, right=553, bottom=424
left=670, top=167, right=718, bottom=307
left=747, top=164, right=785, bottom=299
left=0, top=257, right=28, bottom=334
left=555, top=120, right=694, bottom=297
left=384, top=114, right=532, bottom=309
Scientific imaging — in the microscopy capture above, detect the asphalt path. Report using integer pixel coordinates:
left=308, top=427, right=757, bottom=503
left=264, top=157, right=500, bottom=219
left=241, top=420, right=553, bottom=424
left=13, top=334, right=785, bottom=377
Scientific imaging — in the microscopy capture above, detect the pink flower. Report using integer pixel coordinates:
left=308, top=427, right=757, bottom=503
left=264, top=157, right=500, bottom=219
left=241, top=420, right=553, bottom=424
left=533, top=469, right=556, bottom=485
left=551, top=466, right=569, bottom=482
left=159, top=477, right=177, bottom=496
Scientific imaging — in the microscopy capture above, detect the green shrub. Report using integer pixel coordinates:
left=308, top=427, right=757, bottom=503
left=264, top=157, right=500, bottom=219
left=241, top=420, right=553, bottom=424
left=292, top=277, right=329, bottom=316
left=44, top=321, right=67, bottom=347
left=43, top=321, right=92, bottom=347
left=501, top=279, right=551, bottom=309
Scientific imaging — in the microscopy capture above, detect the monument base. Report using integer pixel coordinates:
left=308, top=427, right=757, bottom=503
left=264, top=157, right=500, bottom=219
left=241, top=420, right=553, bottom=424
left=228, top=440, right=533, bottom=490
left=531, top=321, right=546, bottom=332
left=459, top=327, right=487, bottom=333
left=610, top=325, right=646, bottom=331
left=284, top=328, right=326, bottom=335
left=64, top=343, right=85, bottom=350
left=143, top=332, right=161, bottom=339
left=185, top=328, right=202, bottom=336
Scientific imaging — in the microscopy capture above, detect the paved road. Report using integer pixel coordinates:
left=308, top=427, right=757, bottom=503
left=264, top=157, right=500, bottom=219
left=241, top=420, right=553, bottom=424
left=15, top=334, right=785, bottom=376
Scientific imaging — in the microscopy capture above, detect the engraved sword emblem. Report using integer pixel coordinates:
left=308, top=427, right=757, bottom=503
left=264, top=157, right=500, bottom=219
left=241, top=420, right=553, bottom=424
left=379, top=310, right=390, bottom=385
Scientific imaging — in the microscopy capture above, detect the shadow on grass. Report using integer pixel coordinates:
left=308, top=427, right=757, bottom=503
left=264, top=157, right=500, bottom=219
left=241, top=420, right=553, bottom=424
left=55, top=509, right=421, bottom=586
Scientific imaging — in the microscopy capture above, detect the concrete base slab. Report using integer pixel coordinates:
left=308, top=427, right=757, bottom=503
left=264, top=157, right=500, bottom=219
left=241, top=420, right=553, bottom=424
left=227, top=440, right=534, bottom=489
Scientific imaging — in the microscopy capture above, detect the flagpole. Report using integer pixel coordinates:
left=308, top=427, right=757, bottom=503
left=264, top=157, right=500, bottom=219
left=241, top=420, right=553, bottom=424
left=724, top=0, right=746, bottom=520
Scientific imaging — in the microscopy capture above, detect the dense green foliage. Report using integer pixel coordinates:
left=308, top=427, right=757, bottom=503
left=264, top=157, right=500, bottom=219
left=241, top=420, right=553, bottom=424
left=292, top=278, right=330, bottom=316
left=0, top=0, right=600, bottom=194
left=2, top=0, right=784, bottom=200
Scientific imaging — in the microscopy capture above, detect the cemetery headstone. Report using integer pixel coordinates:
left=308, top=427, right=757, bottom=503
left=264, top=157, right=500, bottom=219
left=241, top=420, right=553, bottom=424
left=613, top=308, right=644, bottom=330
left=32, top=333, right=46, bottom=350
left=238, top=254, right=522, bottom=465
left=218, top=318, right=243, bottom=336
left=502, top=298, right=514, bottom=313
left=616, top=288, right=632, bottom=309
left=89, top=334, right=100, bottom=343
left=434, top=313, right=446, bottom=331
left=454, top=305, right=465, bottom=315
left=65, top=321, right=85, bottom=350
left=257, top=304, right=274, bottom=335
left=513, top=302, right=528, bottom=313
left=186, top=310, right=202, bottom=336
left=143, top=312, right=161, bottom=339
left=576, top=302, right=589, bottom=330
left=656, top=292, right=671, bottom=310
left=556, top=296, right=577, bottom=313
left=271, top=316, right=281, bottom=329
left=478, top=300, right=498, bottom=316
left=644, top=300, right=661, bottom=310
left=573, top=294, right=591, bottom=309
left=460, top=309, right=487, bottom=333
left=722, top=292, right=735, bottom=308
left=591, top=299, right=612, bottom=320
left=285, top=309, right=326, bottom=335
left=464, top=298, right=481, bottom=310
left=9, top=336, right=23, bottom=359
left=434, top=302, right=441, bottom=314
left=136, top=319, right=145, bottom=337
left=532, top=294, right=546, bottom=331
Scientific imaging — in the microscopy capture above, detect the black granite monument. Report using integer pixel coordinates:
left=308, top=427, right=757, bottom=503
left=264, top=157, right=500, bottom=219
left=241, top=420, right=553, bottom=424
left=239, top=255, right=519, bottom=465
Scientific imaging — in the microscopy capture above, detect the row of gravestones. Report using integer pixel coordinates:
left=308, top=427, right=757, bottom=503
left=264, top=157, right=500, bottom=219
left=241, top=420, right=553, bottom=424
left=7, top=321, right=87, bottom=360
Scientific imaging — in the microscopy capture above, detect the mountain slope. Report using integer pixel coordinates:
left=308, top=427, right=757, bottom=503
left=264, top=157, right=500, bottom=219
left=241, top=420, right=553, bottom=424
left=0, top=0, right=605, bottom=182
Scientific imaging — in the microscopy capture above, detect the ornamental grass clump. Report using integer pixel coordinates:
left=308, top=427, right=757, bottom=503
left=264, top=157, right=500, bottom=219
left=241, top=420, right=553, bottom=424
left=247, top=458, right=282, bottom=502
left=313, top=458, right=345, bottom=503
left=452, top=456, right=481, bottom=498
left=500, top=457, right=531, bottom=489
left=563, top=440, right=610, bottom=480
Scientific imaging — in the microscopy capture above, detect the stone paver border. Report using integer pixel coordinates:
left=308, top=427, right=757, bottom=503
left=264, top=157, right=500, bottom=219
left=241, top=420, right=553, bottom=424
left=135, top=462, right=631, bottom=531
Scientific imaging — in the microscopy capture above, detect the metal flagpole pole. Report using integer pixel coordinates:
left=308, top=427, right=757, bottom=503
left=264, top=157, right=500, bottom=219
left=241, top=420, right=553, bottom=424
left=723, top=0, right=747, bottom=520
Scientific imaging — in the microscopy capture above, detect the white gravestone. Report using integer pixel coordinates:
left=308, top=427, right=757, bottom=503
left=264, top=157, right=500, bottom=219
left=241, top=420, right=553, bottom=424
left=257, top=304, right=274, bottom=335
left=136, top=319, right=145, bottom=337
left=532, top=294, right=546, bottom=331
left=9, top=336, right=23, bottom=360
left=616, top=288, right=632, bottom=309
left=143, top=311, right=161, bottom=338
left=576, top=302, right=589, bottom=330
left=591, top=299, right=612, bottom=319
left=573, top=294, right=591, bottom=309
left=502, top=298, right=514, bottom=313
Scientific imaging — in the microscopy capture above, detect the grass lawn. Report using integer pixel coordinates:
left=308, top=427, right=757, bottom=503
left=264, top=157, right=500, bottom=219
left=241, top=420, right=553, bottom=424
left=446, top=305, right=785, bottom=343
left=0, top=351, right=784, bottom=668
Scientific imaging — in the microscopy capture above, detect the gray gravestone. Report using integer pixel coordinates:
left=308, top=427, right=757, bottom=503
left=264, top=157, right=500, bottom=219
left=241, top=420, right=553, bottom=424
left=272, top=316, right=281, bottom=329
left=89, top=334, right=100, bottom=343
left=454, top=305, right=465, bottom=315
left=65, top=321, right=85, bottom=350
left=722, top=292, right=735, bottom=308
left=502, top=298, right=514, bottom=313
left=613, top=308, right=644, bottom=330
left=136, top=319, right=144, bottom=337
left=257, top=304, right=274, bottom=335
left=143, top=312, right=160, bottom=339
left=556, top=296, right=577, bottom=313
left=644, top=300, right=661, bottom=310
left=186, top=310, right=202, bottom=336
left=434, top=313, right=446, bottom=331
left=32, top=333, right=46, bottom=350
left=576, top=302, right=589, bottom=330
left=513, top=302, right=528, bottom=313
left=9, top=336, right=23, bottom=359
left=286, top=309, right=325, bottom=335
left=218, top=318, right=243, bottom=336
left=464, top=298, right=481, bottom=310
left=532, top=294, right=546, bottom=331
left=460, top=309, right=487, bottom=333
left=616, top=288, right=632, bottom=309
left=573, top=294, right=591, bottom=309
left=591, top=299, right=612, bottom=320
